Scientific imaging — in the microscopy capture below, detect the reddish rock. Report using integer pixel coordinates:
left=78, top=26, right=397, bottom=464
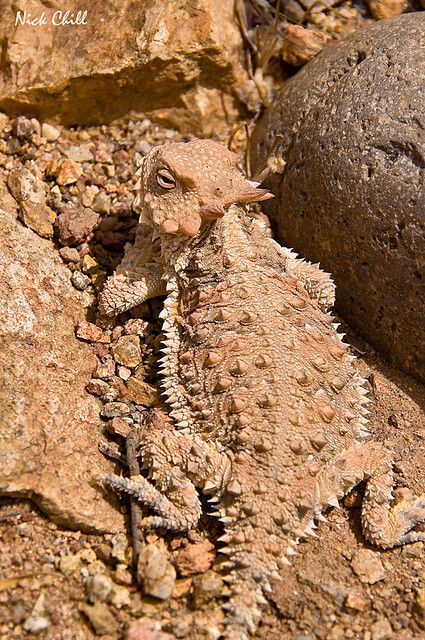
left=173, top=539, right=215, bottom=577
left=282, top=25, right=330, bottom=67
left=126, top=618, right=174, bottom=640
left=0, top=208, right=124, bottom=533
left=56, top=204, right=100, bottom=246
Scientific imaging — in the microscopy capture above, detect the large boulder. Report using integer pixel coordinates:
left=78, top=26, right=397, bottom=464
left=251, top=14, right=425, bottom=382
left=0, top=0, right=249, bottom=135
left=0, top=207, right=124, bottom=533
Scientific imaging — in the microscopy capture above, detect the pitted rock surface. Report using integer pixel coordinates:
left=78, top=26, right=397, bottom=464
left=251, top=14, right=425, bottom=383
left=100, top=139, right=425, bottom=640
left=0, top=208, right=124, bottom=533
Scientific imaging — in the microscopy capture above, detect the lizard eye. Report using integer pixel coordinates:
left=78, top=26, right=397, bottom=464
left=156, top=169, right=176, bottom=190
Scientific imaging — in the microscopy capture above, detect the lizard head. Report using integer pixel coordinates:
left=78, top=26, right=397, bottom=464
left=133, top=139, right=274, bottom=237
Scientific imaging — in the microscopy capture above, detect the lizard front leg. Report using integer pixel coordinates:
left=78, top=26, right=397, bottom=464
left=102, top=409, right=232, bottom=531
left=98, top=263, right=165, bottom=318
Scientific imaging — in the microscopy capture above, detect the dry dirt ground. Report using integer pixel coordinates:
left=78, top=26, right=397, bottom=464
left=0, top=113, right=424, bottom=640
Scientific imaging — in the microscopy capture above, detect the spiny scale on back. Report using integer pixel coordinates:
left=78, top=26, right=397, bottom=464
left=100, top=139, right=425, bottom=640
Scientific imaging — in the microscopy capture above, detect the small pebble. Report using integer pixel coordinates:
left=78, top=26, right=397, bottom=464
left=71, top=270, right=91, bottom=291
left=126, top=617, right=174, bottom=640
left=76, top=320, right=105, bottom=342
left=126, top=378, right=159, bottom=406
left=105, top=417, right=132, bottom=437
left=86, top=379, right=110, bottom=396
left=366, top=0, right=410, bottom=19
left=101, top=401, right=130, bottom=418
left=80, top=602, right=119, bottom=635
left=351, top=549, right=385, bottom=584
left=114, top=563, right=133, bottom=586
left=344, top=590, right=368, bottom=611
left=59, top=246, right=80, bottom=263
left=282, top=25, right=330, bottom=67
left=41, top=123, right=61, bottom=141
left=20, top=201, right=56, bottom=238
left=93, top=356, right=116, bottom=380
left=118, top=366, right=132, bottom=381
left=56, top=204, right=100, bottom=246
left=371, top=618, right=393, bottom=640
left=23, top=593, right=50, bottom=633
left=59, top=553, right=80, bottom=576
left=55, top=159, right=83, bottom=186
left=173, top=539, right=215, bottom=577
left=137, top=542, right=176, bottom=600
left=134, top=140, right=153, bottom=156
left=92, top=192, right=111, bottom=214
left=112, top=335, right=142, bottom=368
left=124, top=319, right=148, bottom=336
left=23, top=615, right=50, bottom=633
left=64, top=144, right=93, bottom=162
left=85, top=574, right=114, bottom=603
left=13, top=116, right=37, bottom=140
left=111, top=533, right=130, bottom=564
left=192, top=571, right=223, bottom=608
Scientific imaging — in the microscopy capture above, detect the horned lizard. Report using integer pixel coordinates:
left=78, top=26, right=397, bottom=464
left=100, top=139, right=425, bottom=639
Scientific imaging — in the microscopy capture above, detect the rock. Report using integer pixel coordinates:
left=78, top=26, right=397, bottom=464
left=23, top=593, right=50, bottom=634
left=76, top=320, right=108, bottom=343
left=59, top=246, right=80, bottom=263
left=13, top=115, right=38, bottom=139
left=281, top=25, right=330, bottom=67
left=93, top=356, right=116, bottom=380
left=23, top=615, right=50, bottom=634
left=366, top=0, right=411, bottom=19
left=371, top=618, right=393, bottom=640
left=56, top=204, right=100, bottom=246
left=126, top=618, right=174, bottom=640
left=105, top=417, right=132, bottom=438
left=80, top=602, right=119, bottom=635
left=351, top=549, right=385, bottom=584
left=137, top=542, right=176, bottom=600
left=101, top=401, right=130, bottom=418
left=64, top=144, right=93, bottom=163
left=0, top=1, right=249, bottom=136
left=81, top=254, right=100, bottom=274
left=112, top=335, right=142, bottom=368
left=7, top=167, right=56, bottom=237
left=344, top=590, right=368, bottom=611
left=111, top=533, right=131, bottom=564
left=59, top=554, right=80, bottom=576
left=41, top=123, right=61, bottom=141
left=0, top=208, right=124, bottom=533
left=71, top=270, right=91, bottom=291
left=414, top=587, right=425, bottom=628
left=192, top=571, right=224, bottom=608
left=114, top=564, right=133, bottom=586
left=92, top=192, right=111, bottom=214
left=86, top=379, right=110, bottom=397
left=251, top=14, right=425, bottom=382
left=126, top=378, right=159, bottom=406
left=20, top=201, right=56, bottom=238
left=54, top=159, right=83, bottom=186
left=124, top=319, right=148, bottom=336
left=7, top=168, right=45, bottom=204
left=85, top=574, right=114, bottom=603
left=173, top=539, right=215, bottom=577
